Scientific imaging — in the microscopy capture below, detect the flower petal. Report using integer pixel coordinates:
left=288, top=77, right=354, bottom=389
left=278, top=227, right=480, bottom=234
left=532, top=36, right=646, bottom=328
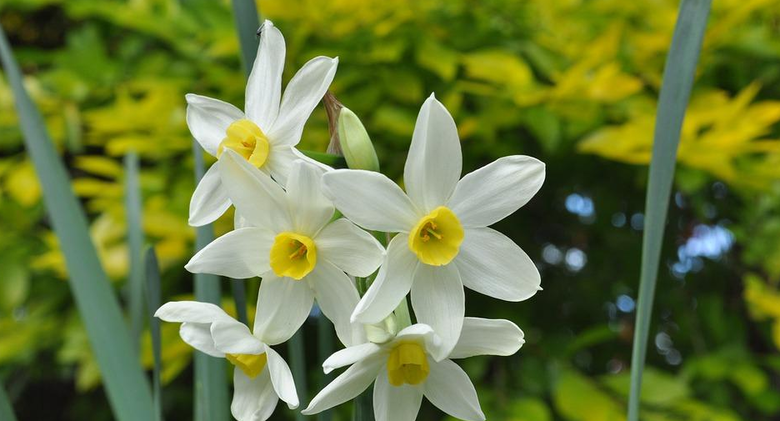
left=268, top=56, right=338, bottom=146
left=352, top=234, right=418, bottom=324
left=316, top=219, right=384, bottom=277
left=403, top=94, right=462, bottom=212
left=448, top=155, right=545, bottom=228
left=286, top=159, right=334, bottom=237
left=218, top=149, right=291, bottom=231
left=264, top=344, right=299, bottom=409
left=245, top=20, right=285, bottom=130
left=301, top=357, right=383, bottom=415
left=393, top=323, right=442, bottom=357
left=253, top=274, right=314, bottom=345
left=450, top=317, right=525, bottom=359
left=211, top=320, right=265, bottom=355
left=373, top=368, right=424, bottom=421
left=307, top=260, right=363, bottom=347
left=455, top=227, right=541, bottom=301
left=322, top=170, right=420, bottom=233
left=322, top=342, right=384, bottom=374
left=189, top=163, right=232, bottom=227
left=423, top=358, right=485, bottom=421
left=185, top=227, right=273, bottom=279
left=186, top=93, right=244, bottom=156
left=155, top=301, right=235, bottom=324
left=232, top=368, right=279, bottom=421
left=180, top=323, right=223, bottom=357
left=410, top=264, right=464, bottom=360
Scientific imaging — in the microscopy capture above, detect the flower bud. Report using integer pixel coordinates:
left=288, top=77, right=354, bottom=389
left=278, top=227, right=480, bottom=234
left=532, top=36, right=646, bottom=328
left=338, top=107, right=380, bottom=172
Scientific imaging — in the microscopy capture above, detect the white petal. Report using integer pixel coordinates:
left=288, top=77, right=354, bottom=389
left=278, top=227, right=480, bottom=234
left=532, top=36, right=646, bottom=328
left=393, top=324, right=442, bottom=357
left=218, top=149, right=292, bottom=231
left=450, top=317, right=525, bottom=359
left=352, top=234, right=418, bottom=324
left=231, top=368, right=279, bottom=421
left=455, top=227, right=541, bottom=302
left=316, top=218, right=384, bottom=277
left=264, top=344, right=299, bottom=409
left=403, top=94, right=462, bottom=212
left=211, top=320, right=265, bottom=355
left=448, top=155, right=545, bottom=228
left=423, top=358, right=485, bottom=421
left=301, top=357, right=383, bottom=415
left=186, top=93, right=244, bottom=156
left=155, top=301, right=235, bottom=324
left=185, top=227, right=273, bottom=279
left=268, top=56, right=338, bottom=146
left=286, top=159, right=334, bottom=237
left=410, top=264, right=464, bottom=360
left=189, top=163, right=232, bottom=227
left=322, top=170, right=420, bottom=233
left=322, top=342, right=384, bottom=374
left=253, top=274, right=314, bottom=345
left=373, top=368, right=423, bottom=421
left=180, top=323, right=223, bottom=357
left=307, top=260, right=362, bottom=347
left=245, top=20, right=285, bottom=129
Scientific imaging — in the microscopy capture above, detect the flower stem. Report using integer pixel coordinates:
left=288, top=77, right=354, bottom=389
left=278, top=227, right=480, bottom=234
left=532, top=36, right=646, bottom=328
left=287, top=330, right=307, bottom=421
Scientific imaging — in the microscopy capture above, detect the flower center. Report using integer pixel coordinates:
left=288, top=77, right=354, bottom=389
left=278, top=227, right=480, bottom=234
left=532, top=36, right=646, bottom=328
left=408, top=206, right=464, bottom=266
left=226, top=353, right=267, bottom=379
left=217, top=119, right=270, bottom=168
left=387, top=342, right=429, bottom=386
left=270, top=232, right=317, bottom=280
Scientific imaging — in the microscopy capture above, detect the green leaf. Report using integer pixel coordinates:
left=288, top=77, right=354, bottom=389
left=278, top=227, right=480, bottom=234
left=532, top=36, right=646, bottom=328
left=0, top=24, right=155, bottom=421
left=288, top=330, right=308, bottom=421
left=145, top=247, right=164, bottom=421
left=124, top=151, right=145, bottom=351
left=602, top=368, right=690, bottom=407
left=627, top=2, right=712, bottom=421
left=317, top=316, right=335, bottom=421
left=0, top=381, right=17, bottom=421
left=192, top=142, right=230, bottom=421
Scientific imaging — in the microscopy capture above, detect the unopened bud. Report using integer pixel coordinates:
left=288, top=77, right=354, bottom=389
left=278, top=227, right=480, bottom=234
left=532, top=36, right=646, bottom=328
left=338, top=107, right=380, bottom=172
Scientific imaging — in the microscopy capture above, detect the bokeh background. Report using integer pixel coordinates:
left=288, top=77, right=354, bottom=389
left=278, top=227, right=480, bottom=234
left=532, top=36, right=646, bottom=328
left=1, top=0, right=780, bottom=420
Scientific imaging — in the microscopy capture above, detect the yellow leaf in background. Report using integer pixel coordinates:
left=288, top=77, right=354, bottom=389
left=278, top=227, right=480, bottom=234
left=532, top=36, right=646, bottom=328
left=72, top=178, right=123, bottom=199
left=73, top=156, right=123, bottom=179
left=773, top=321, right=780, bottom=350
left=554, top=369, right=625, bottom=421
left=743, top=274, right=780, bottom=319
left=5, top=160, right=41, bottom=206
left=415, top=38, right=460, bottom=81
left=463, top=49, right=534, bottom=91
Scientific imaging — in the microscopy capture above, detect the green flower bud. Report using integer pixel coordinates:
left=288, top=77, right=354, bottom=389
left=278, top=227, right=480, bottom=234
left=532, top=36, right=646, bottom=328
left=338, top=107, right=380, bottom=172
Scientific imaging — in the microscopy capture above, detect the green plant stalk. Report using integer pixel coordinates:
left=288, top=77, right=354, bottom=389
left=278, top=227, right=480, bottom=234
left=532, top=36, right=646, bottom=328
left=627, top=1, right=711, bottom=420
left=193, top=142, right=230, bottom=421
left=352, top=386, right=374, bottom=421
left=0, top=25, right=155, bottom=421
left=124, top=151, right=145, bottom=352
left=317, top=316, right=335, bottom=421
left=288, top=330, right=308, bottom=421
left=0, top=381, right=17, bottom=421
left=145, top=247, right=164, bottom=421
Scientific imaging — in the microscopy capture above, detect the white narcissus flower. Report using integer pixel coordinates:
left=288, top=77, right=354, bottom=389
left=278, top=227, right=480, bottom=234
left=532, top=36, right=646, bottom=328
left=321, top=94, right=545, bottom=355
left=187, top=19, right=338, bottom=226
left=301, top=318, right=525, bottom=421
left=185, top=150, right=384, bottom=347
left=155, top=301, right=299, bottom=421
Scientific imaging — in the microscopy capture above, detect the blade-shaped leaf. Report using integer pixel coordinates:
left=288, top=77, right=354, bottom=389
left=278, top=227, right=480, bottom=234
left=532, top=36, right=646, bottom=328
left=145, top=247, right=164, bottom=421
left=0, top=25, right=155, bottom=421
left=627, top=1, right=712, bottom=420
left=192, top=141, right=230, bottom=421
left=125, top=151, right=145, bottom=351
left=0, top=381, right=17, bottom=421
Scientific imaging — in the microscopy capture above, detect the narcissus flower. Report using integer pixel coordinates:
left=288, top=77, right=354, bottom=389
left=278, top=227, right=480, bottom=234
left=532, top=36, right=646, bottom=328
left=302, top=318, right=525, bottom=421
left=187, top=19, right=338, bottom=226
left=321, top=94, right=545, bottom=354
left=155, top=301, right=299, bottom=421
left=185, top=151, right=384, bottom=347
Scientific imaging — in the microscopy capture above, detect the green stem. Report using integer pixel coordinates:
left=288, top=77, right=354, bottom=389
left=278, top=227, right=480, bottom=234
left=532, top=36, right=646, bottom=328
left=287, top=330, right=308, bottom=421
left=317, top=316, right=334, bottom=421
left=145, top=247, right=164, bottom=421
left=124, top=151, right=145, bottom=353
left=352, top=386, right=374, bottom=421
left=627, top=1, right=711, bottom=420
left=0, top=380, right=18, bottom=421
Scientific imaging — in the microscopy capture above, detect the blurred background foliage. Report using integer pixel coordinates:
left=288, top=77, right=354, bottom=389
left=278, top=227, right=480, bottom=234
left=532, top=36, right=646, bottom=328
left=1, top=0, right=779, bottom=419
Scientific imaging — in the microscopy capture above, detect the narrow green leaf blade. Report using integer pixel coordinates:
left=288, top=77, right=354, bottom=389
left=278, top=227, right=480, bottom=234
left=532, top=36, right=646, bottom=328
left=317, top=316, right=334, bottom=421
left=288, top=330, right=308, bottom=421
left=145, top=247, right=164, bottom=421
left=125, top=151, right=145, bottom=351
left=231, top=0, right=260, bottom=77
left=627, top=1, right=712, bottom=421
left=192, top=142, right=230, bottom=421
left=0, top=25, right=155, bottom=421
left=0, top=381, right=18, bottom=421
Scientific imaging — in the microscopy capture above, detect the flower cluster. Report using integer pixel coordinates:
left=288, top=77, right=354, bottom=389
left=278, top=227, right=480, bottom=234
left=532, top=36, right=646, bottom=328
left=156, top=20, right=545, bottom=421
